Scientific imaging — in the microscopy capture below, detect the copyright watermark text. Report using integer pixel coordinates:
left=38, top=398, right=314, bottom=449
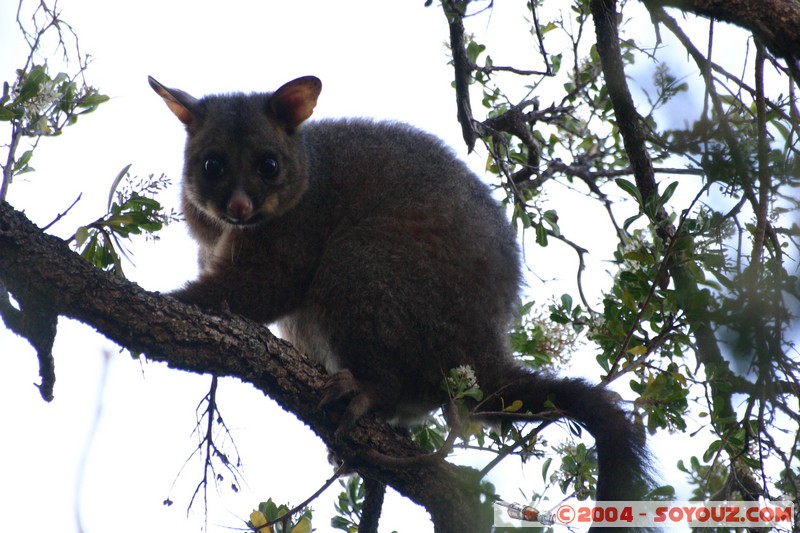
left=493, top=500, right=795, bottom=528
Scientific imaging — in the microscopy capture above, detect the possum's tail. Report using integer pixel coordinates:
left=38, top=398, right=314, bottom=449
left=479, top=367, right=654, bottom=528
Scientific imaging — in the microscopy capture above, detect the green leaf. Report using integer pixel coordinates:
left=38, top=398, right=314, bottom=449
left=659, top=181, right=678, bottom=207
left=543, top=209, right=560, bottom=235
left=0, top=105, right=22, bottom=121
left=541, top=457, right=553, bottom=481
left=466, top=41, right=486, bottom=64
left=290, top=516, right=312, bottom=533
left=258, top=499, right=280, bottom=521
left=108, top=164, right=132, bottom=210
left=703, top=440, right=722, bottom=462
left=615, top=178, right=643, bottom=205
left=78, top=92, right=110, bottom=108
left=623, top=250, right=654, bottom=264
left=13, top=65, right=49, bottom=104
left=627, top=345, right=647, bottom=356
left=535, top=222, right=548, bottom=246
left=13, top=149, right=34, bottom=175
left=74, top=226, right=90, bottom=247
left=461, top=386, right=484, bottom=401
left=622, top=213, right=643, bottom=230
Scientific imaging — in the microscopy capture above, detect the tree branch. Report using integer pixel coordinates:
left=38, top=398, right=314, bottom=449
left=641, top=0, right=800, bottom=62
left=0, top=200, right=488, bottom=533
left=0, top=278, right=57, bottom=401
left=358, top=477, right=387, bottom=533
left=443, top=0, right=477, bottom=152
left=590, top=0, right=658, bottom=208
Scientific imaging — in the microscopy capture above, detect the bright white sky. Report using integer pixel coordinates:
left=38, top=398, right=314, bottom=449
left=0, top=1, right=721, bottom=532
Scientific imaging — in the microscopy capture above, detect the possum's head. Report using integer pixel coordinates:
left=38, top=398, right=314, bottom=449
left=149, top=75, right=321, bottom=227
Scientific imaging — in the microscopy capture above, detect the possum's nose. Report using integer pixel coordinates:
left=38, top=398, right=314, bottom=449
left=227, top=189, right=253, bottom=221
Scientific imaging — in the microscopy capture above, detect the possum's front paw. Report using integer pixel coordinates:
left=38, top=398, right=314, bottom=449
left=167, top=283, right=230, bottom=313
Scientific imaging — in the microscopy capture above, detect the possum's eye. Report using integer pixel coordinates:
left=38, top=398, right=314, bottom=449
left=203, top=157, right=224, bottom=179
left=257, top=156, right=279, bottom=179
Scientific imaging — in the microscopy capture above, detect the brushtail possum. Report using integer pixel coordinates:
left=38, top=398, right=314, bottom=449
left=149, top=75, right=652, bottom=508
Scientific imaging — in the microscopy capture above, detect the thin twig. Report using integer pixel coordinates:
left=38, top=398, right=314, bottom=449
left=253, top=463, right=348, bottom=532
left=477, top=423, right=550, bottom=479
left=0, top=124, right=21, bottom=202
left=41, top=194, right=82, bottom=231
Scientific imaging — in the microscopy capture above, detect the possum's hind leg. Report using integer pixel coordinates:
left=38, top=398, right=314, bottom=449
left=320, top=369, right=375, bottom=435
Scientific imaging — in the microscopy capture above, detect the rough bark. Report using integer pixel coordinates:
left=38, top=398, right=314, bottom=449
left=642, top=0, right=800, bottom=61
left=0, top=200, right=488, bottom=533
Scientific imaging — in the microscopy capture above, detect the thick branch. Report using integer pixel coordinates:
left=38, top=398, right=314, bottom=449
left=443, top=1, right=477, bottom=152
left=0, top=200, right=486, bottom=533
left=590, top=0, right=658, bottom=206
left=641, top=0, right=800, bottom=61
left=358, top=477, right=387, bottom=533
left=0, top=279, right=57, bottom=401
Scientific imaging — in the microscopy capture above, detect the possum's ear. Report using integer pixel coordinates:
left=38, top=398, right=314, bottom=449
left=148, top=76, right=198, bottom=125
left=269, top=76, right=322, bottom=132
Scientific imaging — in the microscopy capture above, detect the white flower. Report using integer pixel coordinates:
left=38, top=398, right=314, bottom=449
left=12, top=76, right=60, bottom=120
left=23, top=80, right=59, bottom=118
left=454, top=364, right=477, bottom=387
